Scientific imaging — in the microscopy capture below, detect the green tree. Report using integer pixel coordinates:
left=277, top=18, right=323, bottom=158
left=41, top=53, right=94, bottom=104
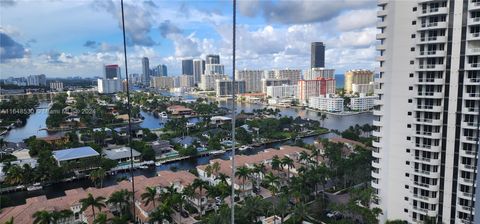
left=4, top=165, right=23, bottom=185
left=107, top=189, right=130, bottom=216
left=149, top=202, right=173, bottom=223
left=32, top=210, right=53, bottom=224
left=281, top=156, right=295, bottom=181
left=192, top=178, right=208, bottom=217
left=79, top=193, right=106, bottom=220
left=93, top=213, right=108, bottom=224
left=236, top=166, right=251, bottom=195
left=141, top=186, right=158, bottom=208
left=90, top=168, right=106, bottom=188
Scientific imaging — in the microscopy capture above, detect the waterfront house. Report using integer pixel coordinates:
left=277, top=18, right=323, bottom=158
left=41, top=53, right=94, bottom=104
left=52, top=146, right=100, bottom=170
left=38, top=133, right=70, bottom=145
left=150, top=140, right=174, bottom=159
left=167, top=105, right=193, bottom=116
left=102, top=147, right=141, bottom=164
left=210, top=116, right=232, bottom=126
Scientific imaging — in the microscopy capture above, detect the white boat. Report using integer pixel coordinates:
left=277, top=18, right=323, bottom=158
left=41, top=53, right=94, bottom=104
left=210, top=150, right=224, bottom=155
left=238, top=146, right=252, bottom=151
left=138, top=165, right=149, bottom=169
left=159, top=111, right=168, bottom=119
left=155, top=162, right=163, bottom=166
left=27, top=183, right=43, bottom=191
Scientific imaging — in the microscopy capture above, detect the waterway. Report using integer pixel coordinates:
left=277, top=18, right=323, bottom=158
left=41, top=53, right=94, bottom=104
left=1, top=95, right=374, bottom=206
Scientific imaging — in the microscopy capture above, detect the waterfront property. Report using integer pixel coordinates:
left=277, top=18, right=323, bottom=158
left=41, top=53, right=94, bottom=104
left=102, top=147, right=141, bottom=164
left=167, top=105, right=193, bottom=116
left=52, top=146, right=100, bottom=167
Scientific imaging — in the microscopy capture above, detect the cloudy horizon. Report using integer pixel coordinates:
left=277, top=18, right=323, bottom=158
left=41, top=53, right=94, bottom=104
left=0, top=0, right=378, bottom=78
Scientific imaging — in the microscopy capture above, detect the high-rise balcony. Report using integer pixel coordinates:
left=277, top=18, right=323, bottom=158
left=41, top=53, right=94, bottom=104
left=460, top=163, right=476, bottom=172
left=469, top=16, right=480, bottom=26
left=469, top=1, right=480, bottom=11
left=414, top=143, right=442, bottom=152
left=414, top=131, right=442, bottom=139
left=415, top=91, right=444, bottom=99
left=461, top=135, right=477, bottom=143
left=376, top=55, right=385, bottom=62
left=376, top=33, right=386, bottom=40
left=463, top=92, right=480, bottom=99
left=417, top=35, right=447, bottom=45
left=376, top=44, right=386, bottom=51
left=377, top=9, right=387, bottom=17
left=377, top=20, right=387, bottom=28
left=465, top=62, right=479, bottom=70
left=373, top=109, right=384, bottom=116
left=372, top=140, right=382, bottom=148
left=419, top=21, right=447, bottom=30
left=414, top=78, right=444, bottom=85
left=459, top=177, right=476, bottom=186
left=466, top=47, right=480, bottom=55
left=462, top=107, right=480, bottom=114
left=415, top=105, right=443, bottom=112
left=378, top=0, right=388, bottom=6
left=420, top=7, right=448, bottom=16
left=414, top=155, right=439, bottom=163
left=414, top=169, right=441, bottom=179
left=414, top=117, right=443, bottom=126
left=461, top=121, right=478, bottom=129
left=417, top=50, right=446, bottom=58
left=418, top=64, right=445, bottom=71
left=467, top=32, right=480, bottom=41
left=464, top=76, right=480, bottom=85
left=460, top=149, right=477, bottom=158
left=373, top=119, right=382, bottom=127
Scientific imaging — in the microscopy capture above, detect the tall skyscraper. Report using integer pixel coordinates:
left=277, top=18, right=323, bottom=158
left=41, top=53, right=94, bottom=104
left=142, top=57, right=150, bottom=84
left=373, top=1, right=480, bottom=223
left=344, top=69, right=374, bottom=93
left=206, top=54, right=220, bottom=64
left=182, top=59, right=194, bottom=76
left=193, top=59, right=205, bottom=85
left=152, top=64, right=168, bottom=77
left=311, top=42, right=325, bottom=68
left=104, top=65, right=121, bottom=79
left=236, top=69, right=264, bottom=93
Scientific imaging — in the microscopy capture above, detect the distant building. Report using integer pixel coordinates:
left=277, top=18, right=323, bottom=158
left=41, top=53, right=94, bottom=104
left=167, top=105, right=193, bottom=115
left=311, top=42, right=325, bottom=68
left=98, top=78, right=123, bottom=94
left=266, top=84, right=297, bottom=99
left=152, top=64, right=168, bottom=76
left=205, top=64, right=225, bottom=75
left=274, top=69, right=302, bottom=84
left=352, top=82, right=375, bottom=95
left=216, top=80, right=246, bottom=97
left=344, top=70, right=374, bottom=94
left=297, top=78, right=335, bottom=102
left=205, top=54, right=220, bottom=64
left=309, top=94, right=344, bottom=112
left=193, top=59, right=205, bottom=85
left=142, top=57, right=150, bottom=84
left=104, top=64, right=121, bottom=79
left=103, top=147, right=141, bottom=163
left=304, top=68, right=335, bottom=80
left=261, top=78, right=290, bottom=93
left=27, top=74, right=47, bottom=86
left=200, top=74, right=228, bottom=90
left=350, top=93, right=377, bottom=111
left=182, top=59, right=194, bottom=76
left=151, top=76, right=175, bottom=89
left=50, top=81, right=64, bottom=91
left=263, top=70, right=275, bottom=79
left=179, top=75, right=194, bottom=88
left=52, top=146, right=100, bottom=167
left=236, top=69, right=263, bottom=93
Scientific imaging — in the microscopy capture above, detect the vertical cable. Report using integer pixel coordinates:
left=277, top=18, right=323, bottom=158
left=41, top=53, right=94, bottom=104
left=120, top=0, right=136, bottom=221
left=231, top=0, right=237, bottom=223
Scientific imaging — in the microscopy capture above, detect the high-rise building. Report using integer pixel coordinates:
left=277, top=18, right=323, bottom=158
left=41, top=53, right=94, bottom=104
left=274, top=69, right=302, bottom=85
left=98, top=78, right=122, bottom=94
left=193, top=59, right=205, bottom=85
left=308, top=94, right=344, bottom=112
left=311, top=42, right=325, bottom=68
left=261, top=78, right=291, bottom=93
left=142, top=57, right=150, bottom=84
left=200, top=74, right=228, bottom=91
left=205, top=64, right=225, bottom=75
left=236, top=69, right=264, bottom=93
left=372, top=1, right=480, bottom=223
left=27, top=74, right=46, bottom=86
left=49, top=81, right=64, bottom=91
left=182, top=59, right=194, bottom=76
left=206, top=54, right=220, bottom=64
left=266, top=85, right=297, bottom=99
left=151, top=76, right=175, bottom=89
left=104, top=65, right=121, bottom=79
left=215, top=80, right=246, bottom=97
left=296, top=78, right=335, bottom=102
left=304, top=68, right=335, bottom=80
left=179, top=75, right=194, bottom=88
left=344, top=70, right=374, bottom=94
left=349, top=93, right=377, bottom=111
left=152, top=64, right=168, bottom=77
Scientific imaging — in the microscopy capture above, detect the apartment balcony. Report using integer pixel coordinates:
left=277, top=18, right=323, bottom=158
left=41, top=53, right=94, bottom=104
left=414, top=169, right=441, bottom=179
left=418, top=64, right=445, bottom=71
left=460, top=149, right=477, bottom=158
left=414, top=118, right=442, bottom=126
left=416, top=49, right=446, bottom=58
left=464, top=76, right=480, bottom=85
left=415, top=105, right=443, bottom=112
left=372, top=160, right=381, bottom=169
left=414, top=131, right=442, bottom=139
left=373, top=109, right=384, bottom=116
left=375, top=87, right=384, bottom=95
left=467, top=32, right=480, bottom=41
left=459, top=191, right=474, bottom=199
left=414, top=143, right=442, bottom=152
left=469, top=1, right=480, bottom=11
left=371, top=170, right=381, bottom=179
left=414, top=155, right=439, bottom=164
left=420, top=7, right=448, bottom=16
left=462, top=107, right=480, bottom=114
left=463, top=92, right=480, bottom=100
left=469, top=17, right=480, bottom=26
left=373, top=119, right=383, bottom=127
left=458, top=205, right=474, bottom=213
left=373, top=99, right=383, bottom=106
left=377, top=10, right=387, bottom=17
left=459, top=177, right=476, bottom=186
left=415, top=91, right=444, bottom=99
left=419, top=21, right=447, bottom=31
left=376, top=33, right=386, bottom=40
left=376, top=55, right=385, bottom=62
left=372, top=140, right=382, bottom=148
left=465, top=62, right=479, bottom=70
left=377, top=20, right=387, bottom=28
left=376, top=44, right=386, bottom=51
left=372, top=130, right=381, bottom=137
left=414, top=78, right=444, bottom=85
left=412, top=194, right=438, bottom=204
left=461, top=135, right=477, bottom=144
left=466, top=47, right=480, bottom=56
left=371, top=179, right=380, bottom=189
left=378, top=0, right=388, bottom=6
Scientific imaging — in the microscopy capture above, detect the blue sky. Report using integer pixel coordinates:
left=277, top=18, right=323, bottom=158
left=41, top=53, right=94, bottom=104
left=0, top=0, right=378, bottom=78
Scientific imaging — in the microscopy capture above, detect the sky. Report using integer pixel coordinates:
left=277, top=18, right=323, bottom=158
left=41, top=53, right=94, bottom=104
left=0, top=0, right=378, bottom=78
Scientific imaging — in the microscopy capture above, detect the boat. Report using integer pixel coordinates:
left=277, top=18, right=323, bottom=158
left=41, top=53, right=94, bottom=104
left=138, top=165, right=149, bottom=169
left=27, top=183, right=43, bottom=191
left=155, top=161, right=163, bottom=166
left=210, top=150, right=224, bottom=156
left=159, top=111, right=168, bottom=119
left=238, top=146, right=253, bottom=151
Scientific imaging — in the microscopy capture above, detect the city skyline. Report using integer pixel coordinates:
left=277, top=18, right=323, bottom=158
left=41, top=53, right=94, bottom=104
left=0, top=0, right=378, bottom=77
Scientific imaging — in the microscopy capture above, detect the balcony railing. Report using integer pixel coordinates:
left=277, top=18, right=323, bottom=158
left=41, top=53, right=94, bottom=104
left=415, top=156, right=432, bottom=162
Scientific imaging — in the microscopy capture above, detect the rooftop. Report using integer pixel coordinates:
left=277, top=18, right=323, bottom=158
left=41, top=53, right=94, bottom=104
left=53, top=146, right=100, bottom=162
left=102, top=147, right=141, bottom=160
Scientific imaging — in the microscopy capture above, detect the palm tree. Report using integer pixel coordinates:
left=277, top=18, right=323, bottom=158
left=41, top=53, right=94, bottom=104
left=235, top=166, right=251, bottom=196
left=32, top=210, right=53, bottom=224
left=311, top=148, right=321, bottom=166
left=291, top=201, right=308, bottom=223
left=298, top=151, right=311, bottom=165
left=80, top=193, right=106, bottom=220
left=5, top=165, right=23, bottom=185
left=109, top=215, right=129, bottom=224
left=107, top=189, right=130, bottom=216
left=4, top=217, right=14, bottom=224
left=271, top=155, right=282, bottom=175
left=51, top=210, right=73, bottom=223
left=93, top=213, right=107, bottom=224
left=242, top=196, right=268, bottom=223
left=281, top=156, right=295, bottom=180
left=90, top=168, right=106, bottom=188
left=215, top=173, right=229, bottom=185
left=252, top=163, right=266, bottom=189
left=141, top=186, right=158, bottom=208
left=149, top=202, right=173, bottom=223
left=192, top=178, right=208, bottom=216
left=263, top=172, right=280, bottom=219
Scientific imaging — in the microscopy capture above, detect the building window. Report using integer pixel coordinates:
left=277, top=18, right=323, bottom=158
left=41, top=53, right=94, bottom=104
left=410, top=60, right=414, bottom=64
left=409, top=73, right=414, bottom=77
left=407, top=137, right=411, bottom=140
left=408, top=112, right=412, bottom=115
left=411, top=34, right=416, bottom=38
left=405, top=197, right=409, bottom=201
left=407, top=124, right=411, bottom=128
left=405, top=185, right=409, bottom=189
left=412, top=21, right=416, bottom=25
left=411, top=47, right=415, bottom=52
left=406, top=149, right=410, bottom=153
left=413, top=7, right=417, bottom=12
left=409, top=86, right=413, bottom=90
left=404, top=209, right=408, bottom=213
left=406, top=161, right=410, bottom=165
left=405, top=173, right=410, bottom=177
left=408, top=99, right=412, bottom=103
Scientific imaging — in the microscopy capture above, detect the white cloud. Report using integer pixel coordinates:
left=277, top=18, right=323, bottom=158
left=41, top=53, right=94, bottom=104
left=335, top=9, right=377, bottom=31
